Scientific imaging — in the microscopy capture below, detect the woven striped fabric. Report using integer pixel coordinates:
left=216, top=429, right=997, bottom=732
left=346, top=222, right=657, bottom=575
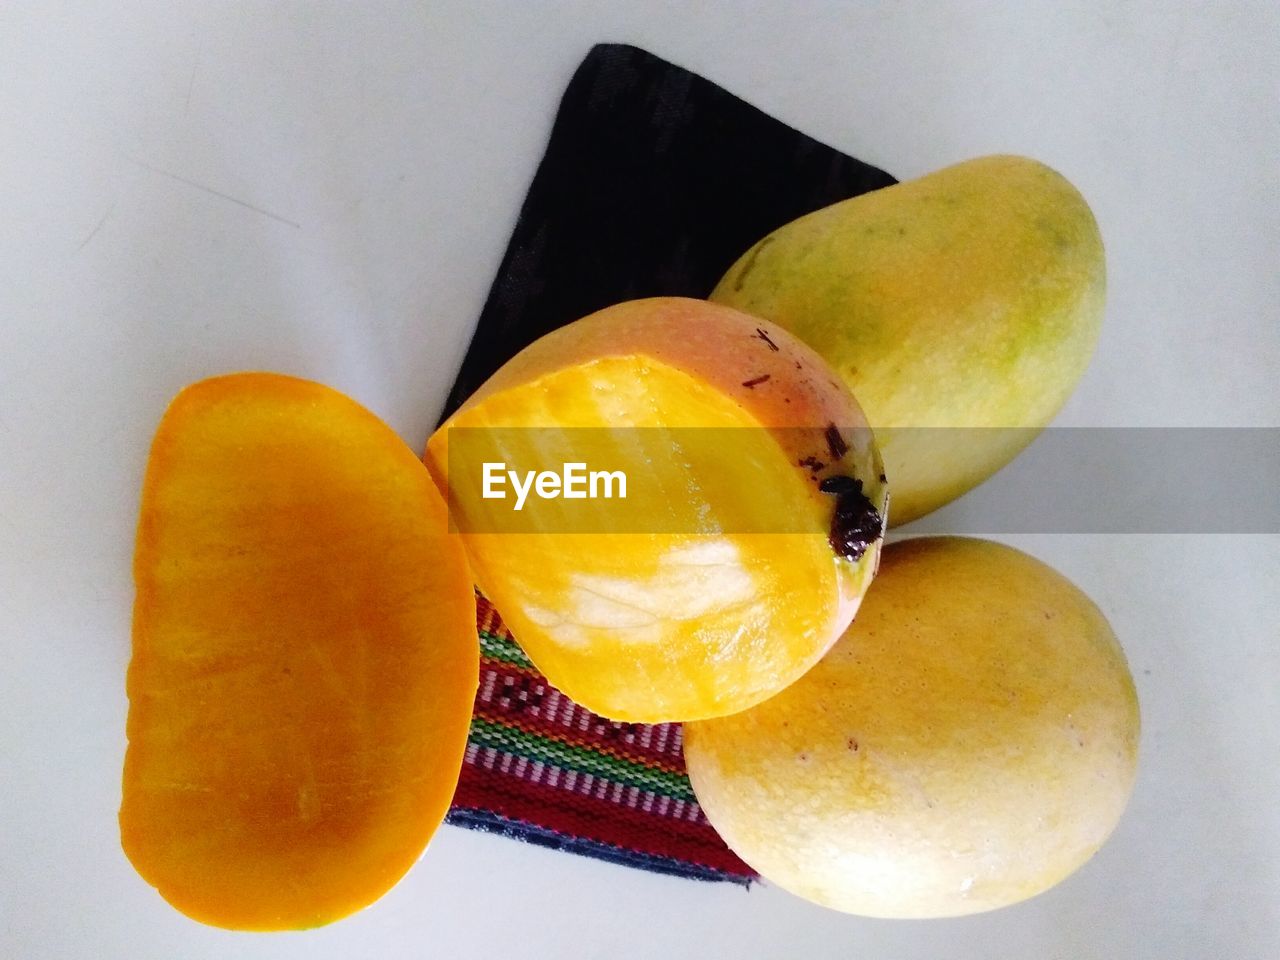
left=446, top=594, right=755, bottom=884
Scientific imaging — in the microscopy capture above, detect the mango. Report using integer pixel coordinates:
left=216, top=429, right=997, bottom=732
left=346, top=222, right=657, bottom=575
left=684, top=537, right=1139, bottom=918
left=123, top=374, right=478, bottom=929
left=711, top=155, right=1105, bottom=525
left=427, top=297, right=887, bottom=723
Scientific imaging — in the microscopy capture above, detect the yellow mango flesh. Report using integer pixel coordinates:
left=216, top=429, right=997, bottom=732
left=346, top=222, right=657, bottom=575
left=712, top=155, right=1106, bottom=525
left=684, top=537, right=1139, bottom=918
left=437, top=358, right=843, bottom=721
left=123, top=373, right=478, bottom=930
left=428, top=297, right=886, bottom=723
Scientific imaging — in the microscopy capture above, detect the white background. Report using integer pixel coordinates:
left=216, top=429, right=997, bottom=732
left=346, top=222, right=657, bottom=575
left=2, top=2, right=1277, bottom=958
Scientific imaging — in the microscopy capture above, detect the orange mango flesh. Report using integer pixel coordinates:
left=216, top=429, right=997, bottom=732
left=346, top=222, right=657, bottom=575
left=122, top=373, right=478, bottom=930
left=428, top=298, right=887, bottom=723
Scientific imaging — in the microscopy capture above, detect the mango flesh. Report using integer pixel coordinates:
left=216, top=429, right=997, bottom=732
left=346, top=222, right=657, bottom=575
left=684, top=537, right=1139, bottom=918
left=711, top=155, right=1106, bottom=525
left=427, top=297, right=887, bottom=723
left=122, top=374, right=478, bottom=930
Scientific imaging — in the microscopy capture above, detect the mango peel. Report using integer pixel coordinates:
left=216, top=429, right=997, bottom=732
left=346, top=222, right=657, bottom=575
left=712, top=155, right=1106, bottom=525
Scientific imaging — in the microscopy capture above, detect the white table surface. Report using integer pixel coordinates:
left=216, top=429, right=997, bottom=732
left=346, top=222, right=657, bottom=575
left=2, top=3, right=1277, bottom=958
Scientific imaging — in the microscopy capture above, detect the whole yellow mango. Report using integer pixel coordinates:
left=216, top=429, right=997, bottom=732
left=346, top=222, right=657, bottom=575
left=711, top=155, right=1105, bottom=525
left=684, top=537, right=1139, bottom=918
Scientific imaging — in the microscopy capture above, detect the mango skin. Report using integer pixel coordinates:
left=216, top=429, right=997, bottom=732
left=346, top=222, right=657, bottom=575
left=712, top=155, right=1106, bottom=525
left=684, top=537, right=1139, bottom=919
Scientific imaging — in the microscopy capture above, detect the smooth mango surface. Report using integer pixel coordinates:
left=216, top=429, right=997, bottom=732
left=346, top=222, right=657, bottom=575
left=685, top=537, right=1139, bottom=918
left=712, top=155, right=1106, bottom=525
left=122, top=373, right=478, bottom=930
left=428, top=298, right=887, bottom=723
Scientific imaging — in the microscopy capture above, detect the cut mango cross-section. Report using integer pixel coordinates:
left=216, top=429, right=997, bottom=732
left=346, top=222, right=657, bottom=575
left=427, top=297, right=888, bottom=723
left=121, top=373, right=478, bottom=930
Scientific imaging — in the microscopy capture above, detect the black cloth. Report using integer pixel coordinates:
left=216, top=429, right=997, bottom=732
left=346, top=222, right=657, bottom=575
left=441, top=43, right=897, bottom=419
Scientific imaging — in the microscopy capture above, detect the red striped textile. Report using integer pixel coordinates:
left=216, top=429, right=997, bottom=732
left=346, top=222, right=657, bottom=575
left=446, top=594, right=756, bottom=884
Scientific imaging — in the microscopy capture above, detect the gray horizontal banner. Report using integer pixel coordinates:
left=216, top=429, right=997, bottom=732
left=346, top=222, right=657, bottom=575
left=439, top=427, right=1278, bottom=534
left=898, top=427, right=1278, bottom=534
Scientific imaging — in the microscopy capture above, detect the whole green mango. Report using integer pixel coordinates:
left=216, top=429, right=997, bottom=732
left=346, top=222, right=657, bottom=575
left=711, top=155, right=1105, bottom=526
